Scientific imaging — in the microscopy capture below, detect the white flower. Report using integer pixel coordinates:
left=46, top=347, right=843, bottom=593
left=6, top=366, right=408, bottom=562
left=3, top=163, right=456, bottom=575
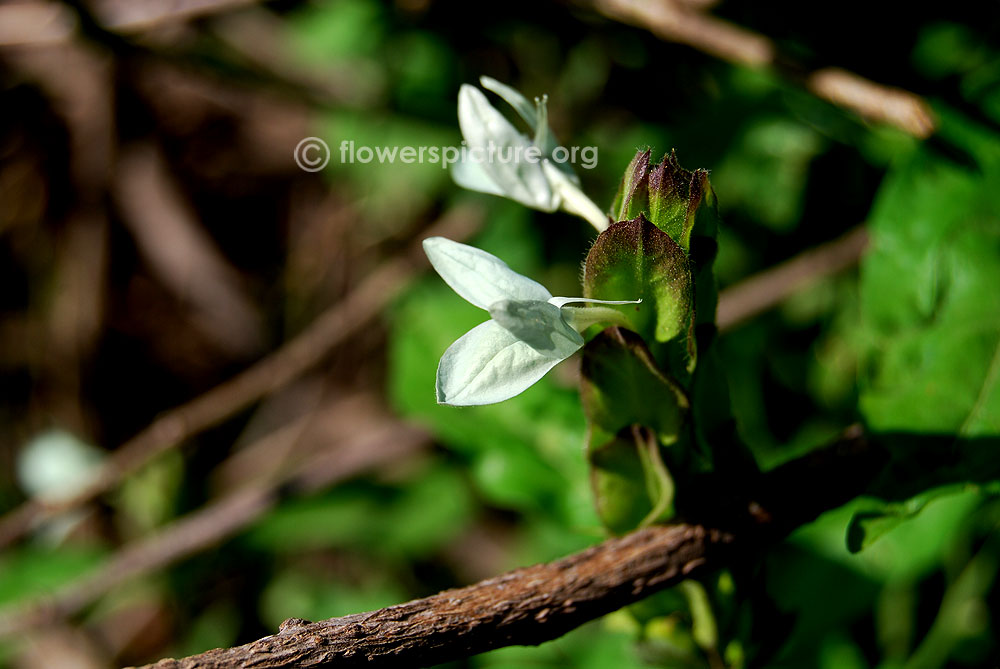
left=424, top=237, right=639, bottom=406
left=452, top=77, right=608, bottom=232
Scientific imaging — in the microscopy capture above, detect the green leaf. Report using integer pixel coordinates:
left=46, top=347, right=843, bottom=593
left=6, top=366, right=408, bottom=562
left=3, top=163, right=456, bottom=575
left=679, top=580, right=719, bottom=652
left=588, top=435, right=649, bottom=534
left=708, top=118, right=823, bottom=232
left=852, top=109, right=1000, bottom=551
left=859, top=125, right=1000, bottom=438
left=847, top=481, right=1000, bottom=555
left=245, top=464, right=473, bottom=558
left=581, top=329, right=687, bottom=533
left=846, top=486, right=962, bottom=553
left=584, top=215, right=693, bottom=345
left=580, top=327, right=688, bottom=440
left=589, top=426, right=674, bottom=535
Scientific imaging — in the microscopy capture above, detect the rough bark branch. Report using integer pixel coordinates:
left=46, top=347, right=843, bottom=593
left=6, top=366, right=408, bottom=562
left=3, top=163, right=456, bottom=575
left=134, top=427, right=879, bottom=669
left=136, top=524, right=735, bottom=669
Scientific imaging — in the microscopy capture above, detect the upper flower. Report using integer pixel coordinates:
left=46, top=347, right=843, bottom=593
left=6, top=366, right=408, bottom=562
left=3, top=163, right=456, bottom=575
left=451, top=77, right=607, bottom=232
left=424, top=237, right=639, bottom=406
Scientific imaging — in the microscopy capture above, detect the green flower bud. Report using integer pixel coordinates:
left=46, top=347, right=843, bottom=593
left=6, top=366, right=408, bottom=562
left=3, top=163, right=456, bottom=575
left=610, top=148, right=714, bottom=252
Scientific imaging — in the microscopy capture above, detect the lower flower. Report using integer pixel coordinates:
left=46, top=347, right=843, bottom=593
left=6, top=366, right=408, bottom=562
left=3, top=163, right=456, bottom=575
left=423, top=237, right=639, bottom=406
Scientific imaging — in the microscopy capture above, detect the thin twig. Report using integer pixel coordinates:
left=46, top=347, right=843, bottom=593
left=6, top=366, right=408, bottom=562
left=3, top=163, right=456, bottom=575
left=716, top=226, right=869, bottom=331
left=0, top=207, right=480, bottom=549
left=590, top=0, right=936, bottom=138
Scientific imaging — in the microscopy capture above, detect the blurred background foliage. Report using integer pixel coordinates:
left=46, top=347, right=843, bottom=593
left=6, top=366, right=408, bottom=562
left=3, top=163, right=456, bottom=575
left=0, top=0, right=998, bottom=667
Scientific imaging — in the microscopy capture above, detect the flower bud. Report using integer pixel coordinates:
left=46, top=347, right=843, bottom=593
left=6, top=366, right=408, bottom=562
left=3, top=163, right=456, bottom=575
left=610, top=149, right=714, bottom=252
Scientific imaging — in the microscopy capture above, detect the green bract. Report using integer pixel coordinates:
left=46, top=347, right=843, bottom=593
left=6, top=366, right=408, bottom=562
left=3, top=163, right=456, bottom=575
left=424, top=237, right=639, bottom=406
left=452, top=77, right=608, bottom=231
left=584, top=215, right=693, bottom=347
left=576, top=149, right=734, bottom=533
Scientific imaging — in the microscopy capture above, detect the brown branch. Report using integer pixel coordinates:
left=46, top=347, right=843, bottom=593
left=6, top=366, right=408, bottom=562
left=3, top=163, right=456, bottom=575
left=0, top=206, right=481, bottom=550
left=716, top=226, right=869, bottom=331
left=129, top=427, right=878, bottom=669
left=135, top=524, right=735, bottom=669
left=806, top=68, right=936, bottom=139
left=590, top=0, right=936, bottom=138
left=0, top=2, right=77, bottom=46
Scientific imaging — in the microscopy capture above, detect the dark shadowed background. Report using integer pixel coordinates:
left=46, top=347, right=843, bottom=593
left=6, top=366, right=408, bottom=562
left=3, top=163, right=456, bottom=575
left=1, top=0, right=999, bottom=667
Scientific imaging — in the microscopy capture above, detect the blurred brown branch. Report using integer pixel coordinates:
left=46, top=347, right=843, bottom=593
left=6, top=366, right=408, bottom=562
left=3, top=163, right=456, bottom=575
left=0, top=0, right=256, bottom=44
left=0, top=0, right=379, bottom=108
left=0, top=397, right=430, bottom=639
left=717, top=226, right=869, bottom=331
left=114, top=143, right=265, bottom=356
left=90, top=0, right=257, bottom=32
left=0, top=206, right=481, bottom=549
left=129, top=426, right=878, bottom=669
left=590, top=0, right=936, bottom=138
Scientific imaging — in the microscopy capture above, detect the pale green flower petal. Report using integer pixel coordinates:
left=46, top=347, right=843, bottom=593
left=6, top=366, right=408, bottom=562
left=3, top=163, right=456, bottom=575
left=426, top=238, right=641, bottom=406
left=488, top=299, right=583, bottom=359
left=453, top=79, right=609, bottom=232
left=529, top=95, right=576, bottom=179
left=479, top=76, right=537, bottom=130
left=456, top=84, right=554, bottom=210
left=479, top=76, right=567, bottom=169
left=423, top=237, right=552, bottom=310
left=451, top=157, right=505, bottom=196
left=436, top=320, right=564, bottom=406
